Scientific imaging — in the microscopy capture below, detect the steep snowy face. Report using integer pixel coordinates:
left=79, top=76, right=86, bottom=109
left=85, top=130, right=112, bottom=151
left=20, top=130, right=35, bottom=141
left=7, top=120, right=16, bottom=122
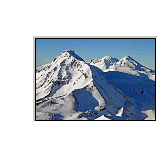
left=89, top=56, right=119, bottom=71
left=102, top=56, right=119, bottom=64
left=110, top=55, right=155, bottom=80
left=66, top=50, right=84, bottom=61
left=36, top=50, right=92, bottom=100
left=116, top=56, right=141, bottom=69
left=116, top=56, right=154, bottom=72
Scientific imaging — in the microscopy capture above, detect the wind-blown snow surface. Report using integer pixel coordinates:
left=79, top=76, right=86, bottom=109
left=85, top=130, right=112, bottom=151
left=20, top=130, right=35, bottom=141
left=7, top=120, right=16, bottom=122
left=36, top=50, right=155, bottom=120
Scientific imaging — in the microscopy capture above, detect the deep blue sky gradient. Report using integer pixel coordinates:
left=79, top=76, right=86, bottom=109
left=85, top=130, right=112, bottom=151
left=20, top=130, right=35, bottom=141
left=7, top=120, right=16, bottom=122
left=36, top=39, right=155, bottom=70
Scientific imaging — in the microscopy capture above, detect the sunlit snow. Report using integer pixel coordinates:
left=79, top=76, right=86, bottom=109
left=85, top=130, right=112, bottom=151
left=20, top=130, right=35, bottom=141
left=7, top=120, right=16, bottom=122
left=36, top=50, right=155, bottom=120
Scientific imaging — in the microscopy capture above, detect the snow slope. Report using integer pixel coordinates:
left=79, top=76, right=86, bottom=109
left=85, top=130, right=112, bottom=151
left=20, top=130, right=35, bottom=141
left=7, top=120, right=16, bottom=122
left=36, top=51, right=155, bottom=120
left=36, top=50, right=92, bottom=100
left=90, top=55, right=155, bottom=120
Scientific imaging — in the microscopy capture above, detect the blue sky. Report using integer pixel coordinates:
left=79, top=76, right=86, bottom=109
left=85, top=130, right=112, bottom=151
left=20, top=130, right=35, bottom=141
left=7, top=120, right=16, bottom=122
left=36, top=38, right=155, bottom=70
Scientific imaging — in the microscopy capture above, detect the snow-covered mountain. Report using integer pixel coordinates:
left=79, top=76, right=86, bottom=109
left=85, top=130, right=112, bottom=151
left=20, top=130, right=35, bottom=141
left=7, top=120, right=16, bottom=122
left=89, top=55, right=155, bottom=119
left=36, top=50, right=155, bottom=120
left=89, top=56, right=119, bottom=71
left=36, top=50, right=91, bottom=101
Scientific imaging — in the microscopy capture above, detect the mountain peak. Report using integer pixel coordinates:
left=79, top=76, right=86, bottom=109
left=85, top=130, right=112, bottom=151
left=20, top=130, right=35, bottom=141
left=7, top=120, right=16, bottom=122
left=116, top=56, right=142, bottom=69
left=89, top=56, right=119, bottom=71
left=102, top=56, right=119, bottom=62
left=68, top=50, right=84, bottom=61
left=53, top=50, right=84, bottom=62
left=102, top=56, right=112, bottom=60
left=124, top=55, right=131, bottom=58
left=122, top=55, right=135, bottom=61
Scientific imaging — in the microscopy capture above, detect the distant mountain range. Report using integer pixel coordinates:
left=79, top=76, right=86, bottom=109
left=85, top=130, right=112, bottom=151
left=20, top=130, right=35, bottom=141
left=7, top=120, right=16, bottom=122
left=36, top=50, right=155, bottom=120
